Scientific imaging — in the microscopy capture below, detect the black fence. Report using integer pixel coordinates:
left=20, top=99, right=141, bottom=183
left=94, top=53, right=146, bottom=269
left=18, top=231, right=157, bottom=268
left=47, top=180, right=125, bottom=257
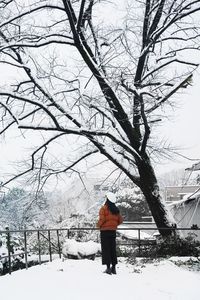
left=0, top=225, right=200, bottom=275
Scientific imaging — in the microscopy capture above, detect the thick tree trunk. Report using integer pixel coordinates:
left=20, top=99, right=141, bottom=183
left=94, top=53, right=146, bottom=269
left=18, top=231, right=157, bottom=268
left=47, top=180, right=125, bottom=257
left=137, top=158, right=175, bottom=237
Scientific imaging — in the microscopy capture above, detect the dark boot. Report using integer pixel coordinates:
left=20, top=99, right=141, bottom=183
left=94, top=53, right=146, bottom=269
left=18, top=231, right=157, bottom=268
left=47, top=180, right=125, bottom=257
left=104, top=264, right=112, bottom=275
left=111, top=265, right=116, bottom=274
left=103, top=267, right=112, bottom=275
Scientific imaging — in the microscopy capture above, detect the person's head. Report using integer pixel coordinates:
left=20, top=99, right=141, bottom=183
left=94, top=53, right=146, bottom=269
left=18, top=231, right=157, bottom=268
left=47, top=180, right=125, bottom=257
left=105, top=192, right=119, bottom=215
left=105, top=192, right=117, bottom=204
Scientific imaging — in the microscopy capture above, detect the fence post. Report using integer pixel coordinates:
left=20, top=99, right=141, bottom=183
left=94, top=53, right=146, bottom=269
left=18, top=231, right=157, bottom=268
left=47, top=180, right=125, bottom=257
left=24, top=231, right=28, bottom=269
left=171, top=224, right=177, bottom=248
left=48, top=230, right=52, bottom=262
left=37, top=230, right=41, bottom=265
left=56, top=229, right=62, bottom=259
left=6, top=227, right=12, bottom=275
left=138, top=229, right=141, bottom=256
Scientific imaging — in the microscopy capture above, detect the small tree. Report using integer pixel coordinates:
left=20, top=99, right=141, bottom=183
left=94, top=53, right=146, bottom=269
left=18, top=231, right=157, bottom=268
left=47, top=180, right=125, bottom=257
left=117, top=181, right=151, bottom=221
left=0, top=187, right=50, bottom=229
left=0, top=1, right=200, bottom=236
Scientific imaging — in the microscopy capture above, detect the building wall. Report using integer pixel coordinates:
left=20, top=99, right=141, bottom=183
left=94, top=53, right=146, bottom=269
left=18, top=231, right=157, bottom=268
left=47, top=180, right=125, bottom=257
left=169, top=198, right=200, bottom=240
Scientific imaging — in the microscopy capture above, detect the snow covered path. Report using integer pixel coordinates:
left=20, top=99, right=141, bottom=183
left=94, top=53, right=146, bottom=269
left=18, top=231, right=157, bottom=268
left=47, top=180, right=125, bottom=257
left=1, top=258, right=200, bottom=300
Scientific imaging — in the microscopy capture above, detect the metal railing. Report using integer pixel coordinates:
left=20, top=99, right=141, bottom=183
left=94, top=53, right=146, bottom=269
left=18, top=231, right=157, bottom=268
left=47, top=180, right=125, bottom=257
left=0, top=225, right=199, bottom=275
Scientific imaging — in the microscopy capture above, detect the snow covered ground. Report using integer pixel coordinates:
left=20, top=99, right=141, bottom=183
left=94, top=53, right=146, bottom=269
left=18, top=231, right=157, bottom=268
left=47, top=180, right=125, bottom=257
left=1, top=257, right=200, bottom=300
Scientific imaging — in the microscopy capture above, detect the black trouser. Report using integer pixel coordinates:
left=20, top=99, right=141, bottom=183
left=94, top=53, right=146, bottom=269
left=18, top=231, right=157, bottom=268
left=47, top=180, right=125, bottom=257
left=100, top=230, right=117, bottom=266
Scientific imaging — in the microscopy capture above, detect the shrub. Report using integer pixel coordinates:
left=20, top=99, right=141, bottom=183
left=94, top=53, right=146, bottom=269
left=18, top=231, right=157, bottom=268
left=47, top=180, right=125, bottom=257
left=132, top=233, right=200, bottom=258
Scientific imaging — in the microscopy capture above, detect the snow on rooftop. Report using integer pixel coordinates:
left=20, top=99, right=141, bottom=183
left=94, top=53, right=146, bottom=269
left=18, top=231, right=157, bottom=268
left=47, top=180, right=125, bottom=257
left=168, top=191, right=200, bottom=207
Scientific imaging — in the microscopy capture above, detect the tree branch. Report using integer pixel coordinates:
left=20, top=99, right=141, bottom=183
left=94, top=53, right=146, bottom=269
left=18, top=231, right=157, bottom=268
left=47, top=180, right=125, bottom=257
left=146, top=74, right=193, bottom=113
left=0, top=92, right=61, bottom=128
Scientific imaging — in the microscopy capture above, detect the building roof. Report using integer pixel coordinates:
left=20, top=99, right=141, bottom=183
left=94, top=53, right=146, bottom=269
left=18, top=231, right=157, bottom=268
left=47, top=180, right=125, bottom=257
left=168, top=191, right=200, bottom=207
left=165, top=185, right=200, bottom=202
left=185, top=162, right=200, bottom=171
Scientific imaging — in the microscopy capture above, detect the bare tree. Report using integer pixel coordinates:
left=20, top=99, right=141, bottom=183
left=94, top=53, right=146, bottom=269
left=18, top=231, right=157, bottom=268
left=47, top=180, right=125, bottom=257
left=0, top=0, right=200, bottom=236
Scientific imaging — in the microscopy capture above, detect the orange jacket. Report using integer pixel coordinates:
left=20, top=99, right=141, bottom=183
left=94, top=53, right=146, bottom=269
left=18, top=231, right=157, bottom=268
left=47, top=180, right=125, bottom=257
left=97, top=204, right=123, bottom=230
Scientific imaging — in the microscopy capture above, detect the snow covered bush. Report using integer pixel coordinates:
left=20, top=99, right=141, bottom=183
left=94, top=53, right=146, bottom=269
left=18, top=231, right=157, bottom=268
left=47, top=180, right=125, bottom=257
left=116, top=245, right=135, bottom=258
left=117, top=182, right=151, bottom=221
left=0, top=232, right=26, bottom=275
left=131, top=233, right=200, bottom=258
left=0, top=188, right=50, bottom=230
left=59, top=214, right=99, bottom=243
left=0, top=231, right=48, bottom=275
left=62, top=239, right=101, bottom=260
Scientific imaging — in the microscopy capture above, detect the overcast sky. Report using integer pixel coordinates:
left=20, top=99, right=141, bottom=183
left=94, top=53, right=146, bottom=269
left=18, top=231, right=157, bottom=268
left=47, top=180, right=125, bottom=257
left=154, top=68, right=200, bottom=175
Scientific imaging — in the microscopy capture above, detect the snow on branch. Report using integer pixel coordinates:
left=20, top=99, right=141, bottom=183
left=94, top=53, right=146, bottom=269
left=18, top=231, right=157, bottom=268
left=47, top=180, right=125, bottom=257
left=17, top=123, right=142, bottom=162
left=142, top=59, right=198, bottom=82
left=146, top=74, right=194, bottom=114
left=0, top=38, right=74, bottom=51
left=0, top=101, right=18, bottom=124
left=0, top=92, right=61, bottom=128
left=1, top=133, right=66, bottom=187
left=0, top=4, right=65, bottom=29
left=92, top=142, right=140, bottom=187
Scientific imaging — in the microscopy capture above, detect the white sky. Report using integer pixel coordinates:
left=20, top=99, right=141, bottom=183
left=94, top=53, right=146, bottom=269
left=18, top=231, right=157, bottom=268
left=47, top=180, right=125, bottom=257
left=0, top=257, right=200, bottom=300
left=155, top=68, right=200, bottom=175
